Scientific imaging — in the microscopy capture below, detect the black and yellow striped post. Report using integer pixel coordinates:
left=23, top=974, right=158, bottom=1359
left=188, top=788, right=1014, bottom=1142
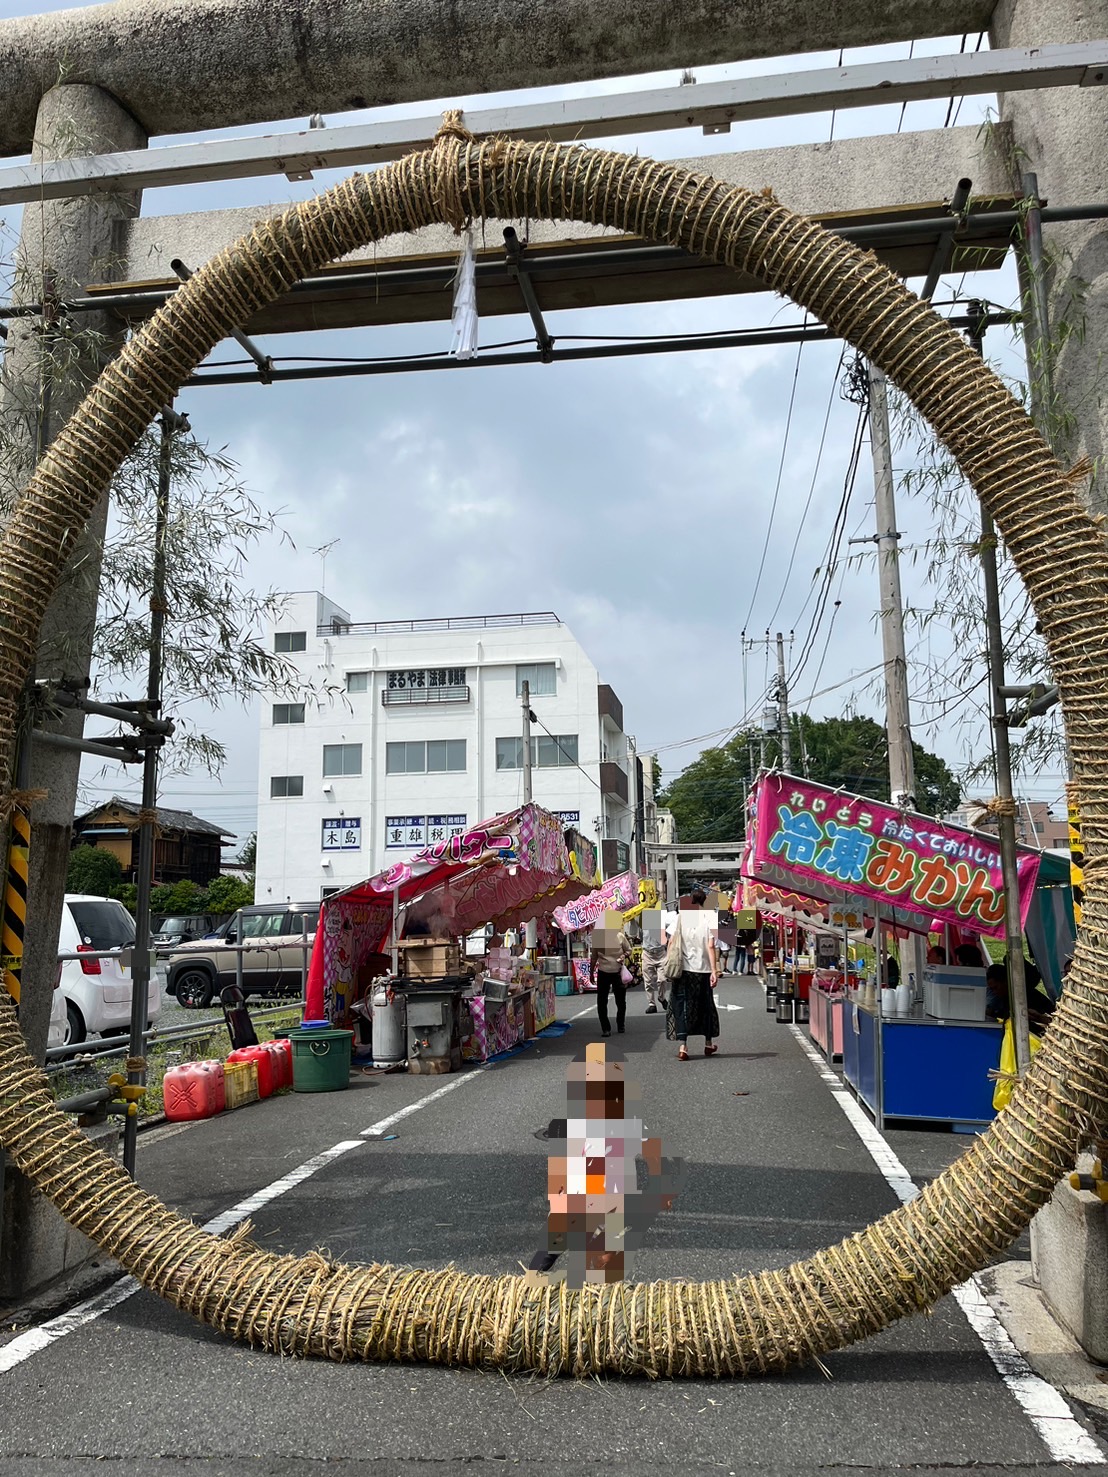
left=1, top=807, right=30, bottom=1003
left=1066, top=781, right=1084, bottom=928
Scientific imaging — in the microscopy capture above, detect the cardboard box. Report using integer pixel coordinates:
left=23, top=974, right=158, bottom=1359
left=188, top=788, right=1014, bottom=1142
left=402, top=942, right=461, bottom=979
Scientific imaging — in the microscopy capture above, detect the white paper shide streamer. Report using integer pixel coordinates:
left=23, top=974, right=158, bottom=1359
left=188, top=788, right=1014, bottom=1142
left=449, top=228, right=479, bottom=360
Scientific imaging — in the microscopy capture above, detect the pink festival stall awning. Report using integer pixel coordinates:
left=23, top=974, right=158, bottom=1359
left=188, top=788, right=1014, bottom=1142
left=304, top=803, right=587, bottom=1020
left=745, top=773, right=1043, bottom=939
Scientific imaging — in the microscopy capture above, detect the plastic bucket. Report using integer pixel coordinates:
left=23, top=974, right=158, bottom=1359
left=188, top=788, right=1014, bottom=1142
left=287, top=1027, right=353, bottom=1092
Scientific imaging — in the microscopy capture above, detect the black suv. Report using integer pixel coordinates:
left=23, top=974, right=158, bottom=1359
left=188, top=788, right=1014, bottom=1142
left=152, top=913, right=222, bottom=955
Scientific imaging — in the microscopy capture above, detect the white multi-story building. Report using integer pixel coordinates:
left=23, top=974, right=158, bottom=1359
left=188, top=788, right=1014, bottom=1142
left=255, top=592, right=640, bottom=903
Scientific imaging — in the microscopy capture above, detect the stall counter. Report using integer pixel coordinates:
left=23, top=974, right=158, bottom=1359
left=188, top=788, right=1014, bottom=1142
left=808, top=979, right=845, bottom=1060
left=842, top=999, right=1002, bottom=1131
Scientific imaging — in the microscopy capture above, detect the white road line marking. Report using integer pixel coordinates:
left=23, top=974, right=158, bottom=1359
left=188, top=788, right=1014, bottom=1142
left=0, top=1275, right=141, bottom=1375
left=201, top=1139, right=366, bottom=1233
left=0, top=1068, right=484, bottom=1373
left=360, top=1068, right=482, bottom=1135
left=789, top=1023, right=1106, bottom=1465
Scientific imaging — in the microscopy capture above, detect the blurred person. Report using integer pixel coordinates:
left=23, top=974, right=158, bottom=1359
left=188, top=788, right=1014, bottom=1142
left=664, top=888, right=720, bottom=1060
left=986, top=959, right=1056, bottom=1030
left=590, top=924, right=631, bottom=1037
left=640, top=909, right=668, bottom=1014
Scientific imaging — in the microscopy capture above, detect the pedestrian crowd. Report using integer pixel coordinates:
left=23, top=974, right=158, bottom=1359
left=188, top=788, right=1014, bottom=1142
left=588, top=889, right=757, bottom=1060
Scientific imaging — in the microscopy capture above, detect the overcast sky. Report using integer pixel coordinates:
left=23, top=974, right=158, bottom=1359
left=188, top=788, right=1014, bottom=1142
left=1, top=2, right=1069, bottom=851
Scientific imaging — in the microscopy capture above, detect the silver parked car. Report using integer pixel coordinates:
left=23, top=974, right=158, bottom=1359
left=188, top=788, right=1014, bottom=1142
left=167, top=903, right=317, bottom=1008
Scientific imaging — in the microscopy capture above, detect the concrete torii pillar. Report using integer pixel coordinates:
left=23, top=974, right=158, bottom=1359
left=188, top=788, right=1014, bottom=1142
left=993, top=0, right=1108, bottom=505
left=0, top=85, right=146, bottom=1066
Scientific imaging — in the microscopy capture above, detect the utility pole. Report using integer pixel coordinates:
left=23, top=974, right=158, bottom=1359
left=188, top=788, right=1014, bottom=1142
left=864, top=361, right=927, bottom=1000
left=866, top=364, right=916, bottom=811
left=121, top=405, right=186, bottom=1178
left=965, top=305, right=1034, bottom=1076
left=775, top=632, right=792, bottom=773
left=521, top=679, right=533, bottom=804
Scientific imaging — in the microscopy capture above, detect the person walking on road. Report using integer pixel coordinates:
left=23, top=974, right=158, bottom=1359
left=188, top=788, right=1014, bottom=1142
left=664, top=889, right=721, bottom=1060
left=735, top=927, right=757, bottom=976
left=641, top=921, right=668, bottom=1013
left=590, top=925, right=631, bottom=1037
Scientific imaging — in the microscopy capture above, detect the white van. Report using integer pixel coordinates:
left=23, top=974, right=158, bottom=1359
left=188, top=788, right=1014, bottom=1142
left=59, top=894, right=161, bottom=1045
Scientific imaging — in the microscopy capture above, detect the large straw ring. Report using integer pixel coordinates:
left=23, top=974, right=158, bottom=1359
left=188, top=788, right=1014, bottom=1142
left=0, top=119, right=1104, bottom=1376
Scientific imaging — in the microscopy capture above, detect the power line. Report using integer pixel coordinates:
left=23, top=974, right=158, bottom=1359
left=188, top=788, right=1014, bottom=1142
left=788, top=399, right=868, bottom=692
left=739, top=331, right=806, bottom=633
left=767, top=345, right=847, bottom=627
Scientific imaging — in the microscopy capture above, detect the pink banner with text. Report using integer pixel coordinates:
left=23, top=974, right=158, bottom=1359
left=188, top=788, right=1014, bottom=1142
left=553, top=871, right=639, bottom=933
left=750, top=773, right=1042, bottom=938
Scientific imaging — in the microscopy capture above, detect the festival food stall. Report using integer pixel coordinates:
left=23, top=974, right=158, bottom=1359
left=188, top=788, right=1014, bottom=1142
left=746, top=773, right=1075, bottom=1131
left=304, top=803, right=590, bottom=1068
left=744, top=882, right=866, bottom=1055
left=552, top=870, right=641, bottom=991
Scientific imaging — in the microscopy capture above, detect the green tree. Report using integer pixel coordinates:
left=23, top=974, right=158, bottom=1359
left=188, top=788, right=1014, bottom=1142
left=661, top=713, right=961, bottom=843
left=205, top=874, right=254, bottom=914
left=149, top=879, right=208, bottom=917
left=237, top=832, right=257, bottom=871
left=66, top=844, right=124, bottom=898
left=794, top=713, right=960, bottom=817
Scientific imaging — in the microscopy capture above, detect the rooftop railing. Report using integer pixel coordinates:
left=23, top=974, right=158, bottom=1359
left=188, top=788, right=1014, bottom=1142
left=318, top=611, right=559, bottom=636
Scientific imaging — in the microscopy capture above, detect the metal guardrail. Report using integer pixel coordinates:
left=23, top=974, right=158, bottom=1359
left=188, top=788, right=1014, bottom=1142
left=45, top=1001, right=300, bottom=1068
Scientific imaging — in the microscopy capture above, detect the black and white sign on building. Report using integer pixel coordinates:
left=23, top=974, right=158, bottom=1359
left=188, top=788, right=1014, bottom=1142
left=553, top=810, right=581, bottom=826
left=385, top=814, right=467, bottom=849
left=426, top=814, right=467, bottom=845
left=385, top=815, right=427, bottom=849
left=322, top=817, right=361, bottom=851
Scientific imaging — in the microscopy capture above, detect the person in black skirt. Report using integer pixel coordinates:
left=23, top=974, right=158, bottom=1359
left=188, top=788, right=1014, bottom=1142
left=665, top=889, right=721, bottom=1059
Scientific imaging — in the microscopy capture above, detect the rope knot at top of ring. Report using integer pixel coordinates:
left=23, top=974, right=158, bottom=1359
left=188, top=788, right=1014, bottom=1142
left=433, top=109, right=477, bottom=233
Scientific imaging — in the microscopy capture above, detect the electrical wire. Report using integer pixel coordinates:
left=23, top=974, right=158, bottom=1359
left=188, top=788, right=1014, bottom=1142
left=767, top=345, right=847, bottom=627
left=739, top=330, right=807, bottom=633
left=526, top=711, right=602, bottom=791
left=788, top=400, right=868, bottom=691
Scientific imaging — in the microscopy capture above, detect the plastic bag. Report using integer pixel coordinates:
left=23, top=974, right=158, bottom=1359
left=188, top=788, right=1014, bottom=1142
left=620, top=964, right=634, bottom=985
left=992, top=1017, right=1042, bottom=1111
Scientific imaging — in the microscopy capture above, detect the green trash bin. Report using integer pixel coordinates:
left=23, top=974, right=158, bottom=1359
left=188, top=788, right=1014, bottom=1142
left=287, top=1026, right=354, bottom=1092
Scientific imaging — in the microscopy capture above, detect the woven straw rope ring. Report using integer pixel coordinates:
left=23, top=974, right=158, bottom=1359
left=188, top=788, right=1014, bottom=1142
left=0, top=119, right=1105, bottom=1377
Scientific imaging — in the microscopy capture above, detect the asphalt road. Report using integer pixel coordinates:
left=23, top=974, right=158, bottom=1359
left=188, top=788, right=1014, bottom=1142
left=1, top=975, right=1104, bottom=1476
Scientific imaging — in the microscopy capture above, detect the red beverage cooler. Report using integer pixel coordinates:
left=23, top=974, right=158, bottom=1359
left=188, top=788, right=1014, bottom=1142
left=163, top=1060, right=226, bottom=1121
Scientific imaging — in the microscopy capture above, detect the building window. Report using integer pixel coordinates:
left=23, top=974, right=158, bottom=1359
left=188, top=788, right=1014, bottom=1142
left=270, top=775, right=304, bottom=798
left=516, top=662, right=556, bottom=697
left=346, top=672, right=370, bottom=693
left=323, top=743, right=362, bottom=777
left=273, top=702, right=305, bottom=725
left=495, top=734, right=578, bottom=769
left=536, top=733, right=578, bottom=767
left=428, top=738, right=466, bottom=772
left=274, top=631, right=307, bottom=653
left=386, top=739, right=466, bottom=774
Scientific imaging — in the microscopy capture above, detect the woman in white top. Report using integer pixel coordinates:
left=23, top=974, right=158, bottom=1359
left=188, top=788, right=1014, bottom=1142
left=664, top=889, right=720, bottom=1060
